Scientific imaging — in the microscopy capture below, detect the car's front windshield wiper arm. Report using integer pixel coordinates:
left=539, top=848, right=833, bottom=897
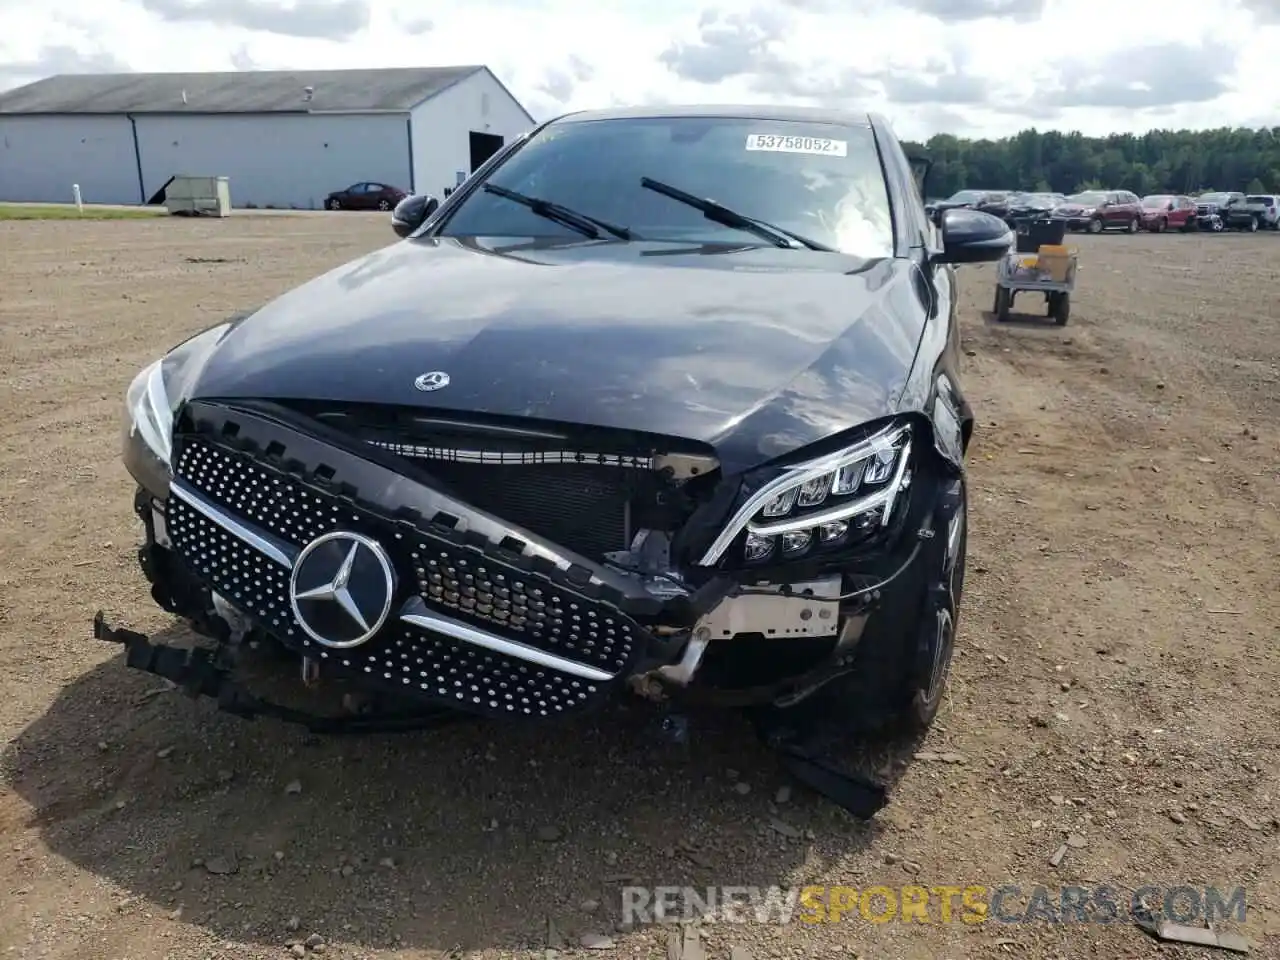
left=639, top=176, right=835, bottom=251
left=482, top=184, right=633, bottom=240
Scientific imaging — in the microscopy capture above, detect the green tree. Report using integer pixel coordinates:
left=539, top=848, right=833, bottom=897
left=908, top=125, right=1280, bottom=199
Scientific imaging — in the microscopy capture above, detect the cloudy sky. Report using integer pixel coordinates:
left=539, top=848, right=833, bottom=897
left=0, top=0, right=1276, bottom=141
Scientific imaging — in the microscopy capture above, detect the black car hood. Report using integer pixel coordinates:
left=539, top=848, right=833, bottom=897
left=191, top=236, right=928, bottom=473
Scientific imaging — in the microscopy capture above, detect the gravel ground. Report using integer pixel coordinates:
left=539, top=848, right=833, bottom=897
left=1, top=216, right=1277, bottom=960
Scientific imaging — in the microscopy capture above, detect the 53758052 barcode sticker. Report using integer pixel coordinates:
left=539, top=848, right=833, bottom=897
left=745, top=133, right=848, bottom=157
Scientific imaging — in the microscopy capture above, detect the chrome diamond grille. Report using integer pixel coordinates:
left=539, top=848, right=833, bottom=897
left=166, top=433, right=647, bottom=717
left=368, top=624, right=597, bottom=715
left=409, top=546, right=631, bottom=673
left=168, top=494, right=297, bottom=637
left=178, top=440, right=344, bottom=547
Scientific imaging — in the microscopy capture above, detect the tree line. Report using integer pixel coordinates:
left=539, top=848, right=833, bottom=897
left=903, top=126, right=1280, bottom=200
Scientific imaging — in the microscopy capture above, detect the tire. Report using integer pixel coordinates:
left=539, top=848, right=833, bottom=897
left=378, top=199, right=392, bottom=211
left=1052, top=292, right=1071, bottom=326
left=1088, top=218, right=1104, bottom=234
left=326, top=198, right=341, bottom=210
left=905, top=486, right=966, bottom=732
left=995, top=286, right=1011, bottom=322
left=1248, top=216, right=1259, bottom=233
left=1156, top=217, right=1167, bottom=233
left=1127, top=217, right=1139, bottom=233
left=781, top=479, right=967, bottom=738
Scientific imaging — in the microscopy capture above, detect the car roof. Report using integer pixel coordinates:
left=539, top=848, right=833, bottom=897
left=551, top=103, right=877, bottom=128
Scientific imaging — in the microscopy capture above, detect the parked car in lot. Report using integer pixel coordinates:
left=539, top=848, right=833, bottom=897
left=1055, top=190, right=1143, bottom=233
left=932, top=189, right=1015, bottom=218
left=1003, top=192, right=1065, bottom=223
left=1195, top=191, right=1246, bottom=231
left=1232, top=195, right=1280, bottom=231
left=972, top=191, right=1016, bottom=219
left=104, top=104, right=1013, bottom=817
left=325, top=181, right=409, bottom=211
left=1140, top=194, right=1198, bottom=232
left=933, top=189, right=990, bottom=211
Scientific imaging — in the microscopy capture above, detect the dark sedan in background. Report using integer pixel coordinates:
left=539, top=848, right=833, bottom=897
left=933, top=189, right=1013, bottom=216
left=1002, top=191, right=1065, bottom=223
left=325, top=181, right=409, bottom=211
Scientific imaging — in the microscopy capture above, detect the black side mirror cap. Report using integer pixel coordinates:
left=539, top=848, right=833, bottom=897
left=932, top=208, right=1013, bottom=265
left=391, top=194, right=440, bottom=238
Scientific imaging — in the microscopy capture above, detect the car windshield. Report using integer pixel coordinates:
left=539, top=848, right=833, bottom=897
left=1246, top=195, right=1274, bottom=204
left=438, top=115, right=894, bottom=258
left=1068, top=192, right=1108, bottom=205
left=1200, top=193, right=1229, bottom=203
left=1142, top=196, right=1172, bottom=208
left=945, top=190, right=986, bottom=204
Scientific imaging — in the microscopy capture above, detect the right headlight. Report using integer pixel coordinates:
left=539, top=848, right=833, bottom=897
left=121, top=321, right=233, bottom=497
left=698, top=422, right=913, bottom=567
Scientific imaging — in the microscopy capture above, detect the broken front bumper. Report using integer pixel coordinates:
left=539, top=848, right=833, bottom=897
left=117, top=400, right=950, bottom=728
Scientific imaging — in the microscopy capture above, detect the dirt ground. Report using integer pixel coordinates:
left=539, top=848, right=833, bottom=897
left=1, top=216, right=1277, bottom=960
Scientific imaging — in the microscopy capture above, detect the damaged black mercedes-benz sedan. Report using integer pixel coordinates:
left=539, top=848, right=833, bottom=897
left=102, top=105, right=1012, bottom=814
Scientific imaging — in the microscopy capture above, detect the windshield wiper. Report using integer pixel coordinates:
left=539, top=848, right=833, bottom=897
left=482, top=184, right=632, bottom=240
left=639, top=176, right=835, bottom=251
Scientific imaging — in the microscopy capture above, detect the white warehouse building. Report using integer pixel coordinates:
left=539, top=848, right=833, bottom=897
left=0, top=66, right=535, bottom=209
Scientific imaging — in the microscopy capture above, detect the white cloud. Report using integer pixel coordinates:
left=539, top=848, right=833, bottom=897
left=0, top=0, right=1276, bottom=140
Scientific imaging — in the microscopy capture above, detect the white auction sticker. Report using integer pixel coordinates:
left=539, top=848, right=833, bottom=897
left=745, top=133, right=848, bottom=157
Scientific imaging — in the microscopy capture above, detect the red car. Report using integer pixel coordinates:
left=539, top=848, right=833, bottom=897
left=1140, top=194, right=1198, bottom=232
left=325, top=181, right=408, bottom=211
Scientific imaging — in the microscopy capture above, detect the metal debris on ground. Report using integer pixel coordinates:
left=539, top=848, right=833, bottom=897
left=1135, top=918, right=1249, bottom=954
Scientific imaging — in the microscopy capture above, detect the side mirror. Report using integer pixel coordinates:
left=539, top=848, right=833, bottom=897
left=1167, top=201, right=1175, bottom=211
left=932, top=208, right=1012, bottom=265
left=391, top=193, right=440, bottom=238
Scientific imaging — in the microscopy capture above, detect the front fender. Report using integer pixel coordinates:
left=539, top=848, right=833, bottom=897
left=930, top=371, right=968, bottom=469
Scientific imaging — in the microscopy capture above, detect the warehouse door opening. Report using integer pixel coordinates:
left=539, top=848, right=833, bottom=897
left=469, top=132, right=504, bottom=171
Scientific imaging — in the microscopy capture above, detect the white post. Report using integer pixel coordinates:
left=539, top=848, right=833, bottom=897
left=72, top=184, right=83, bottom=212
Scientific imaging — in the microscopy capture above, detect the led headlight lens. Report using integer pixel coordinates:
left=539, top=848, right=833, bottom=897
left=121, top=321, right=232, bottom=497
left=125, top=359, right=174, bottom=466
left=122, top=358, right=176, bottom=499
left=697, top=423, right=913, bottom=566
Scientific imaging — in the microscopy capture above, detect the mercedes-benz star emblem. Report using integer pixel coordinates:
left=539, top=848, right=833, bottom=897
left=289, top=531, right=396, bottom=649
left=414, top=371, right=450, bottom=392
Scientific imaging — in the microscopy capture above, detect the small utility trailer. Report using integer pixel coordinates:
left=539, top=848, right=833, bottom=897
left=993, top=216, right=1077, bottom=325
left=993, top=248, right=1078, bottom=325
